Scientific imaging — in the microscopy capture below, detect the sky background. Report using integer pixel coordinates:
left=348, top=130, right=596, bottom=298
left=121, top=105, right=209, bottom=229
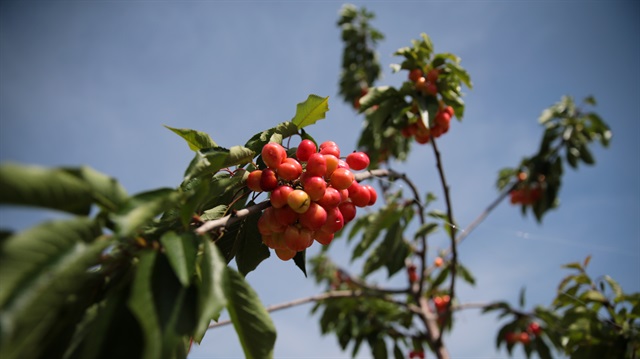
left=1, top=1, right=638, bottom=358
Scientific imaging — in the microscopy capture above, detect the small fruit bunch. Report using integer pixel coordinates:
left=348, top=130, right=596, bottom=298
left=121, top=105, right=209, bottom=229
left=401, top=105, right=454, bottom=144
left=409, top=67, right=440, bottom=97
left=509, top=172, right=544, bottom=205
left=504, top=322, right=543, bottom=346
left=247, top=140, right=377, bottom=261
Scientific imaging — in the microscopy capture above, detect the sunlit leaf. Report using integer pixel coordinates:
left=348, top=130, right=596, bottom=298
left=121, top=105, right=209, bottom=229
left=164, top=125, right=218, bottom=152
left=291, top=94, right=330, bottom=129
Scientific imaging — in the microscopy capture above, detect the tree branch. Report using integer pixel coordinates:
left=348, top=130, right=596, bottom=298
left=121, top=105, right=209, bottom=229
left=429, top=136, right=457, bottom=347
left=207, top=289, right=420, bottom=330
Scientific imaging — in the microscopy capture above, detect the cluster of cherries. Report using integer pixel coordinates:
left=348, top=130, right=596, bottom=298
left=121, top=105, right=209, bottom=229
left=505, top=322, right=543, bottom=346
left=401, top=105, right=454, bottom=144
left=409, top=68, right=439, bottom=96
left=509, top=172, right=543, bottom=205
left=247, top=140, right=377, bottom=261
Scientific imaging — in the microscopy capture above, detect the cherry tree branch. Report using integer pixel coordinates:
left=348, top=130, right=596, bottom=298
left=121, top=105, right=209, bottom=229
left=429, top=136, right=457, bottom=347
left=207, top=289, right=421, bottom=330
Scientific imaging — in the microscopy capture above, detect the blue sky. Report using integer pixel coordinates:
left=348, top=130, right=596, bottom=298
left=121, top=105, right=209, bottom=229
left=1, top=1, right=638, bottom=358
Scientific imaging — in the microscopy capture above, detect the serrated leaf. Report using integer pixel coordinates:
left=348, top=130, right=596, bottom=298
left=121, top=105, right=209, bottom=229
left=164, top=125, right=217, bottom=151
left=159, top=231, right=197, bottom=287
left=193, top=238, right=227, bottom=341
left=244, top=122, right=299, bottom=153
left=291, top=94, right=330, bottom=129
left=127, top=250, right=162, bottom=359
left=224, top=269, right=276, bottom=359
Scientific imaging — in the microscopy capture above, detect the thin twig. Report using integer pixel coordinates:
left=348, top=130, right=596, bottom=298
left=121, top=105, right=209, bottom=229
left=207, top=289, right=420, bottom=330
left=429, top=136, right=457, bottom=346
left=195, top=200, right=271, bottom=235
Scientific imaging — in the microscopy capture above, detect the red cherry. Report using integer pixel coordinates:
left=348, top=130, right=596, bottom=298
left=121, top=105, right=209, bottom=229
left=346, top=151, right=370, bottom=170
left=296, top=139, right=317, bottom=162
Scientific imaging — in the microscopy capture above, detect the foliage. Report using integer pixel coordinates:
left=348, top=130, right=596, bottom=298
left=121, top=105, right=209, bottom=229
left=486, top=256, right=640, bottom=359
left=0, top=4, right=634, bottom=359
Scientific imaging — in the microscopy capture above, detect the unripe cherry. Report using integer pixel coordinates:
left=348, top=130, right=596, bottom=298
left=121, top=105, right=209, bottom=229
left=261, top=142, right=287, bottom=169
left=287, top=189, right=311, bottom=214
left=346, top=152, right=370, bottom=170
left=296, top=139, right=317, bottom=162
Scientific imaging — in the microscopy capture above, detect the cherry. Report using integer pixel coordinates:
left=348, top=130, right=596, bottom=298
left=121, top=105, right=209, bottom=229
left=346, top=151, right=370, bottom=170
left=434, top=256, right=444, bottom=268
left=338, top=201, right=357, bottom=223
left=426, top=68, right=439, bottom=82
left=287, top=189, right=311, bottom=214
left=330, top=168, right=355, bottom=190
left=519, top=332, right=531, bottom=345
left=246, top=170, right=263, bottom=192
left=277, top=157, right=302, bottom=181
left=296, top=139, right=317, bottom=162
left=299, top=202, right=328, bottom=231
left=275, top=247, right=296, bottom=261
left=306, top=153, right=327, bottom=177
left=270, top=185, right=294, bottom=208
left=527, top=322, right=542, bottom=336
left=408, top=68, right=423, bottom=83
left=259, top=168, right=278, bottom=192
left=302, top=176, right=327, bottom=201
left=261, top=142, right=287, bottom=169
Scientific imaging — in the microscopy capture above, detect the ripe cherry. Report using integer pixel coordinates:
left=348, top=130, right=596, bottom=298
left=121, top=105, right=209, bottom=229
left=246, top=170, right=263, bottom=192
left=330, top=168, right=355, bottom=190
left=306, top=153, right=327, bottom=177
left=261, top=142, right=287, bottom=169
left=270, top=185, right=294, bottom=208
left=408, top=68, right=423, bottom=83
left=426, top=68, right=439, bottom=82
left=275, top=247, right=296, bottom=261
left=296, top=139, right=317, bottom=162
left=277, top=158, right=302, bottom=181
left=346, top=151, right=370, bottom=170
left=338, top=201, right=357, bottom=223
left=259, top=168, right=278, bottom=192
left=299, top=202, right=328, bottom=231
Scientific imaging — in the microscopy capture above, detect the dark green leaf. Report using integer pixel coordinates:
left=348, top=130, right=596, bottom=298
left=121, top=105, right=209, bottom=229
left=164, top=125, right=217, bottom=151
left=0, top=163, right=93, bottom=215
left=457, top=263, right=476, bottom=286
left=234, top=211, right=271, bottom=276
left=110, top=188, right=181, bottom=237
left=519, top=287, right=526, bottom=308
left=159, top=231, right=198, bottom=287
left=0, top=218, right=111, bottom=359
left=414, top=222, right=438, bottom=239
left=291, top=94, right=330, bottom=129
left=193, top=238, right=227, bottom=341
left=244, top=122, right=299, bottom=153
left=224, top=269, right=277, bottom=359
left=127, top=250, right=162, bottom=359
left=293, top=250, right=307, bottom=277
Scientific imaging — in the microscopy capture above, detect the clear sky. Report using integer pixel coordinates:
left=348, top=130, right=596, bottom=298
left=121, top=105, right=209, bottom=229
left=1, top=1, right=638, bottom=358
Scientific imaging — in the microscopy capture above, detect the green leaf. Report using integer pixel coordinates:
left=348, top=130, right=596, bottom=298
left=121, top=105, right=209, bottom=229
left=293, top=250, right=307, bottom=277
left=184, top=145, right=255, bottom=181
left=244, top=121, right=299, bottom=153
left=233, top=210, right=271, bottom=276
left=164, top=125, right=218, bottom=151
left=159, top=231, right=198, bottom=287
left=291, top=94, right=330, bottom=129
left=193, top=238, right=228, bottom=342
left=127, top=250, right=162, bottom=359
left=0, top=163, right=93, bottom=215
left=111, top=188, right=181, bottom=237
left=414, top=222, right=438, bottom=239
left=519, top=287, right=526, bottom=308
left=0, top=218, right=111, bottom=359
left=603, top=275, right=623, bottom=301
left=457, top=263, right=476, bottom=286
left=581, top=290, right=607, bottom=303
left=224, top=269, right=277, bottom=359
left=199, top=205, right=228, bottom=221
left=66, top=166, right=129, bottom=211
